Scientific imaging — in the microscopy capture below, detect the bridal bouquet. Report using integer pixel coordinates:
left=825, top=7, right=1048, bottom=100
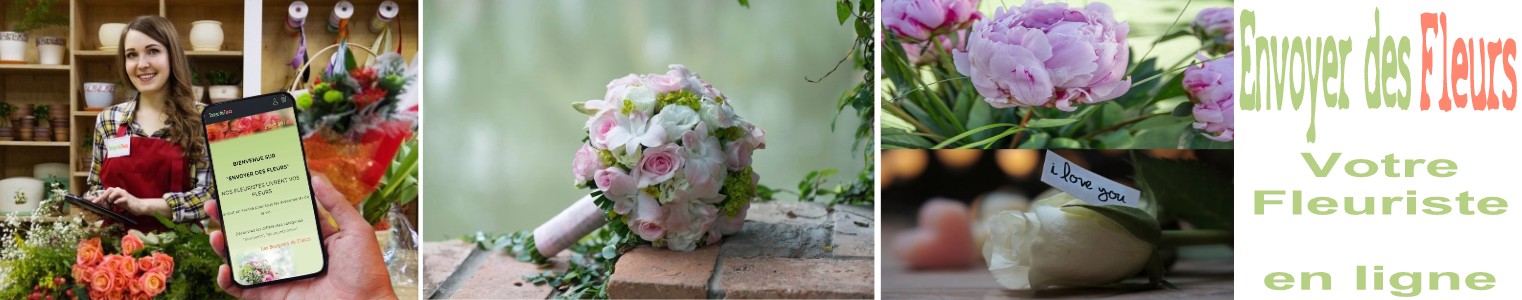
left=571, top=64, right=766, bottom=251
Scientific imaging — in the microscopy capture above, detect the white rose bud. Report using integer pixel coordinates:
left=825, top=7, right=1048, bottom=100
left=983, top=192, right=1160, bottom=291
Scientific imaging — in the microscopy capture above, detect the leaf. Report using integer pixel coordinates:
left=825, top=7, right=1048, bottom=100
left=882, top=128, right=935, bottom=148
left=1171, top=100, right=1193, bottom=117
left=1017, top=132, right=1050, bottom=149
left=965, top=100, right=994, bottom=141
left=1096, top=130, right=1133, bottom=149
left=1154, top=73, right=1189, bottom=104
left=1062, top=204, right=1161, bottom=245
left=933, top=123, right=1020, bottom=148
left=738, top=0, right=750, bottom=8
left=1024, top=118, right=1077, bottom=128
left=1132, top=152, right=1233, bottom=230
left=1048, top=137, right=1082, bottom=149
left=881, top=112, right=916, bottom=132
left=835, top=0, right=851, bottom=24
left=1157, top=27, right=1192, bottom=43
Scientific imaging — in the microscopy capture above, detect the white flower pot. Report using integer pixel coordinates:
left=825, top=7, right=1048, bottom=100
left=36, top=36, right=65, bottom=65
left=99, top=23, right=127, bottom=51
left=193, top=85, right=207, bottom=102
left=0, top=177, right=44, bottom=214
left=209, top=85, right=240, bottom=103
left=189, top=20, right=224, bottom=51
left=0, top=32, right=27, bottom=63
left=84, top=82, right=116, bottom=108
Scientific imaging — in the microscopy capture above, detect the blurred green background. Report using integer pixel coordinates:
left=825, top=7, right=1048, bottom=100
left=422, top=0, right=865, bottom=241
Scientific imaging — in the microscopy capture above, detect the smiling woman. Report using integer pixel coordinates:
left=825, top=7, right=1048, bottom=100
left=83, top=15, right=212, bottom=233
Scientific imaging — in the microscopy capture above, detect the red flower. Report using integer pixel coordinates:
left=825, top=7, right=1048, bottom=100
left=352, top=87, right=388, bottom=108
left=350, top=67, right=378, bottom=87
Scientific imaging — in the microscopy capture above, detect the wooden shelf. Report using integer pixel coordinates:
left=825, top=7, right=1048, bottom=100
left=0, top=141, right=71, bottom=147
left=0, top=64, right=71, bottom=73
left=74, top=172, right=88, bottom=177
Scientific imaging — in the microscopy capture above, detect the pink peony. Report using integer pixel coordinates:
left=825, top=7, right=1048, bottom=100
left=883, top=0, right=982, bottom=41
left=571, top=143, right=604, bottom=183
left=636, top=144, right=684, bottom=187
left=953, top=0, right=1131, bottom=111
left=1193, top=7, right=1234, bottom=55
left=1184, top=53, right=1234, bottom=142
left=628, top=194, right=666, bottom=241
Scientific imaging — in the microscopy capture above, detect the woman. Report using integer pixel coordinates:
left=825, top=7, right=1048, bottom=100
left=85, top=16, right=213, bottom=232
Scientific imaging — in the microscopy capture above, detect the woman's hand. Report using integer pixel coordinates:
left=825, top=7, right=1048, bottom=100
left=89, top=187, right=170, bottom=217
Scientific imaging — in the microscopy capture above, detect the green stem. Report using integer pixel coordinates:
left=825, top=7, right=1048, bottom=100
left=1079, top=112, right=1168, bottom=140
left=1160, top=229, right=1233, bottom=247
left=1127, top=0, right=1194, bottom=76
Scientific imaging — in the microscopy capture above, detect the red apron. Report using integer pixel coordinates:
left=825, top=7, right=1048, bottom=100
left=98, top=123, right=187, bottom=233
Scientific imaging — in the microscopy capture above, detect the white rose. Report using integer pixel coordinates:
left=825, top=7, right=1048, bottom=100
left=624, top=85, right=658, bottom=114
left=983, top=192, right=1158, bottom=291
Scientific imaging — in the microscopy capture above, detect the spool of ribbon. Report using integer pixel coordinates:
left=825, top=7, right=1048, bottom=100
left=327, top=0, right=354, bottom=34
left=370, top=0, right=399, bottom=33
left=285, top=1, right=308, bottom=35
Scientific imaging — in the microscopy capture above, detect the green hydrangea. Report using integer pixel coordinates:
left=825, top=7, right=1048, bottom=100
left=295, top=93, right=313, bottom=110
left=621, top=99, right=636, bottom=115
left=713, top=126, right=747, bottom=142
left=719, top=167, right=756, bottom=217
left=323, top=90, right=344, bottom=104
left=655, top=90, right=702, bottom=113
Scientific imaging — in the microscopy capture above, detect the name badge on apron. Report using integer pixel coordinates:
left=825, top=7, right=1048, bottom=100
left=106, top=136, right=131, bottom=158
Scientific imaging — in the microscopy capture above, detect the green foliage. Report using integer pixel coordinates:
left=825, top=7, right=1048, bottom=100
left=152, top=216, right=237, bottom=299
left=1131, top=152, right=1233, bottom=230
left=6, top=0, right=67, bottom=33
left=362, top=135, right=419, bottom=224
left=207, top=71, right=240, bottom=86
left=793, top=0, right=875, bottom=207
left=0, top=241, right=74, bottom=299
left=465, top=219, right=638, bottom=299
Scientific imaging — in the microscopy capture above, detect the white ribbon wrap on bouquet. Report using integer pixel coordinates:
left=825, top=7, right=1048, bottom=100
left=532, top=195, right=607, bottom=257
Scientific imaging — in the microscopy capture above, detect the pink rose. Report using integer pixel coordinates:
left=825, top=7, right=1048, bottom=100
left=725, top=122, right=766, bottom=171
left=604, top=74, right=641, bottom=103
left=572, top=143, right=604, bottom=183
left=586, top=111, right=618, bottom=150
left=953, top=0, right=1131, bottom=111
left=1193, top=7, right=1234, bottom=55
left=883, top=0, right=982, bottom=41
left=649, top=74, right=684, bottom=93
left=636, top=144, right=684, bottom=187
left=594, top=167, right=638, bottom=214
left=1184, top=53, right=1234, bottom=142
left=628, top=194, right=666, bottom=241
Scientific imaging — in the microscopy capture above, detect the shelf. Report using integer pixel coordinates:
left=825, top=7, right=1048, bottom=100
left=0, top=141, right=70, bottom=147
left=0, top=64, right=71, bottom=74
left=74, top=172, right=88, bottom=177
left=75, top=50, right=243, bottom=60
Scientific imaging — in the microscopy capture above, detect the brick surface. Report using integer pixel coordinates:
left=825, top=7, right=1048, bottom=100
left=745, top=200, right=830, bottom=226
left=721, top=221, right=833, bottom=259
left=831, top=207, right=875, bottom=258
left=422, top=241, right=474, bottom=296
left=717, top=257, right=874, bottom=299
left=607, top=245, right=722, bottom=299
left=450, top=250, right=570, bottom=299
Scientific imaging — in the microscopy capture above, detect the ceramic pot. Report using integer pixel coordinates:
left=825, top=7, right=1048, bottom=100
left=84, top=82, right=115, bottom=108
left=0, top=32, right=26, bottom=63
left=209, top=85, right=240, bottom=103
left=37, top=36, right=65, bottom=65
left=193, top=86, right=207, bottom=102
left=0, top=177, right=44, bottom=213
left=99, top=23, right=127, bottom=51
left=33, top=127, right=50, bottom=141
left=189, top=20, right=224, bottom=51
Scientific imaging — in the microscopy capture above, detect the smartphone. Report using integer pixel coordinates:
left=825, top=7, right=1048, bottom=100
left=201, top=92, right=327, bottom=287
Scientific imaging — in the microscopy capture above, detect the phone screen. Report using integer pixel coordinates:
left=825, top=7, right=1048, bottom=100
left=202, top=92, right=327, bottom=287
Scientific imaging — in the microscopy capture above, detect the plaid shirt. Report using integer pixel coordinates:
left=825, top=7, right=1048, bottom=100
left=85, top=100, right=213, bottom=223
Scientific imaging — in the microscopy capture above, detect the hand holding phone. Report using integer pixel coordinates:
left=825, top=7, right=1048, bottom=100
left=204, top=175, right=395, bottom=299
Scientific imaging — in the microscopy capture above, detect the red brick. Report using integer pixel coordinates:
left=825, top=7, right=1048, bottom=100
left=450, top=250, right=570, bottom=299
left=746, top=201, right=830, bottom=226
left=717, top=257, right=874, bottom=299
left=608, top=245, right=721, bottom=298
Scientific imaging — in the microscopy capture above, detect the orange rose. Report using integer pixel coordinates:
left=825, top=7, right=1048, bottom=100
left=72, top=264, right=92, bottom=284
left=139, top=270, right=168, bottom=296
left=88, top=290, right=104, bottom=300
left=107, top=289, right=125, bottom=300
left=153, top=252, right=174, bottom=275
left=77, top=237, right=103, bottom=266
left=120, top=233, right=144, bottom=255
left=138, top=256, right=157, bottom=273
left=116, top=255, right=138, bottom=276
left=89, top=269, right=113, bottom=293
left=114, top=271, right=131, bottom=294
left=97, top=255, right=122, bottom=276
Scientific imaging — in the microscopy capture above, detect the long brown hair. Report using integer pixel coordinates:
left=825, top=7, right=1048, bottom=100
left=117, top=16, right=205, bottom=163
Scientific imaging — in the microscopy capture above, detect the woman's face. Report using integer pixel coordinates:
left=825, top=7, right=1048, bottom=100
left=123, top=30, right=170, bottom=94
